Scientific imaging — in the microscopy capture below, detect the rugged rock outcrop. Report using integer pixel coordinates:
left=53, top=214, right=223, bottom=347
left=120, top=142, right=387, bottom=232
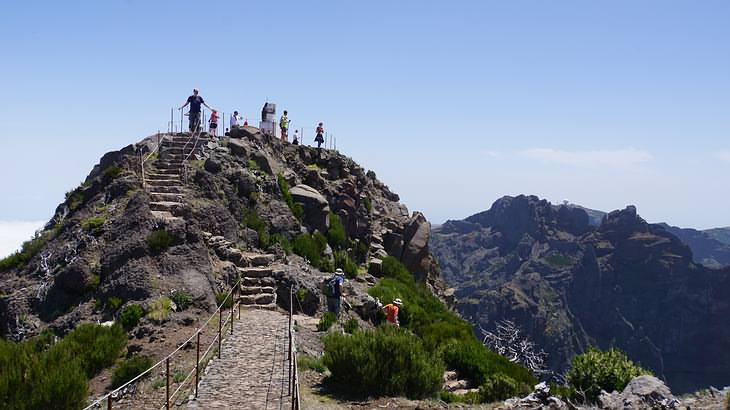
left=431, top=195, right=730, bottom=393
left=0, top=127, right=443, bottom=345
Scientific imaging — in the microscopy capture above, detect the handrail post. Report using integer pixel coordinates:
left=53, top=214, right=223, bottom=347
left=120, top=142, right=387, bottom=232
left=195, top=331, right=200, bottom=398
left=289, top=286, right=293, bottom=395
left=107, top=396, right=112, bottom=410
left=165, top=357, right=170, bottom=410
left=218, top=307, right=222, bottom=359
left=230, top=294, right=234, bottom=336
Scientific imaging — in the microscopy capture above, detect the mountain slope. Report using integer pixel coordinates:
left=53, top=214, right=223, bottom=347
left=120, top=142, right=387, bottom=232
left=431, top=195, right=730, bottom=393
left=660, top=223, right=730, bottom=268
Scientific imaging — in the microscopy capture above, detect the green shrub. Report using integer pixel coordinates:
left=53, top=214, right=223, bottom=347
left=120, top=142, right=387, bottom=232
left=243, top=208, right=271, bottom=248
left=566, top=347, right=649, bottom=403
left=147, top=230, right=174, bottom=253
left=59, top=323, right=127, bottom=377
left=317, top=312, right=337, bottom=332
left=119, top=304, right=144, bottom=331
left=327, top=212, right=347, bottom=250
left=545, top=253, right=572, bottom=268
left=0, top=230, right=52, bottom=271
left=298, top=354, right=327, bottom=373
left=270, top=234, right=293, bottom=254
left=0, top=323, right=126, bottom=408
left=216, top=292, right=233, bottom=309
left=87, top=273, right=100, bottom=290
left=443, top=339, right=534, bottom=390
left=440, top=390, right=481, bottom=404
left=82, top=216, right=106, bottom=235
left=171, top=290, right=193, bottom=311
left=147, top=296, right=172, bottom=323
left=66, top=190, right=84, bottom=211
left=322, top=326, right=443, bottom=399
left=247, top=159, right=260, bottom=171
left=277, top=173, right=304, bottom=220
left=362, top=197, right=373, bottom=213
left=102, top=165, right=123, bottom=183
left=478, top=373, right=529, bottom=403
left=344, top=318, right=360, bottom=334
left=111, top=355, right=153, bottom=388
left=293, top=233, right=327, bottom=267
left=107, top=296, right=123, bottom=311
left=334, top=250, right=359, bottom=278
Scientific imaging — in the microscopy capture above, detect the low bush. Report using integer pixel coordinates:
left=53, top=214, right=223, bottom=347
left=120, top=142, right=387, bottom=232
left=317, top=312, right=337, bottom=332
left=566, top=347, right=649, bottom=403
left=293, top=232, right=328, bottom=267
left=443, top=339, right=534, bottom=392
left=102, top=165, right=123, bottom=183
left=66, top=189, right=84, bottom=211
left=323, top=326, right=443, bottom=399
left=87, top=273, right=100, bottom=290
left=171, top=290, right=193, bottom=311
left=277, top=173, right=304, bottom=220
left=0, top=230, right=52, bottom=271
left=298, top=354, right=327, bottom=373
left=112, top=355, right=153, bottom=388
left=343, top=318, right=360, bottom=334
left=362, top=197, right=373, bottom=213
left=82, top=216, right=106, bottom=235
left=327, top=212, right=347, bottom=250
left=334, top=250, right=359, bottom=278
left=0, top=323, right=127, bottom=409
left=243, top=208, right=271, bottom=248
left=216, top=292, right=233, bottom=309
left=147, top=230, right=174, bottom=253
left=440, top=390, right=481, bottom=404
left=119, top=304, right=144, bottom=331
left=147, top=296, right=172, bottom=323
left=478, top=373, right=529, bottom=403
left=107, top=296, right=123, bottom=311
left=270, top=234, right=293, bottom=254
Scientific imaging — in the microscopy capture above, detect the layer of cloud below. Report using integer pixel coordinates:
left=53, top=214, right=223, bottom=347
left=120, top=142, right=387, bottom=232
left=0, top=221, right=46, bottom=258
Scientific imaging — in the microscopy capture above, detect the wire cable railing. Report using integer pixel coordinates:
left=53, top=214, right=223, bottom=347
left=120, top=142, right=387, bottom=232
left=82, top=277, right=242, bottom=410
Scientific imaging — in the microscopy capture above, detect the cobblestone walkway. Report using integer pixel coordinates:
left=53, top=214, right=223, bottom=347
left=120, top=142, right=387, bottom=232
left=188, top=308, right=292, bottom=410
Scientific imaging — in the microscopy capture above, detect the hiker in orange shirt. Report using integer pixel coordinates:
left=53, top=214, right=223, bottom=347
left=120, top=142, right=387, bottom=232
left=383, top=298, right=403, bottom=327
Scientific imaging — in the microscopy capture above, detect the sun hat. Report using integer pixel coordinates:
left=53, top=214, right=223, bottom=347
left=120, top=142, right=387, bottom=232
left=393, top=298, right=403, bottom=305
left=335, top=268, right=344, bottom=276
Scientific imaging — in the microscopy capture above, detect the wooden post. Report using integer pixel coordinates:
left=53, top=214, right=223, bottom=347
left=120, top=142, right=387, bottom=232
left=165, top=357, right=170, bottom=409
left=195, top=331, right=200, bottom=398
left=218, top=309, right=222, bottom=359
left=289, top=286, right=293, bottom=394
left=107, top=396, right=112, bottom=410
left=230, top=294, right=234, bottom=336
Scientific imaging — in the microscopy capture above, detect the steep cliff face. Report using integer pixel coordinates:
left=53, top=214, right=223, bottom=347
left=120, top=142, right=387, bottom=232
left=0, top=127, right=442, bottom=342
left=431, top=195, right=730, bottom=393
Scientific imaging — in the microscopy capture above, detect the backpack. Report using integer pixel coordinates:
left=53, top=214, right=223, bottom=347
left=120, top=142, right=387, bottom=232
left=323, top=275, right=340, bottom=298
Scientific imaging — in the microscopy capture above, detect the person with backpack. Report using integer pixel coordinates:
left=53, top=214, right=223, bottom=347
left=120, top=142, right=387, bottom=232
left=315, top=122, right=325, bottom=149
left=324, top=269, right=345, bottom=318
left=383, top=298, right=402, bottom=327
left=279, top=110, right=290, bottom=142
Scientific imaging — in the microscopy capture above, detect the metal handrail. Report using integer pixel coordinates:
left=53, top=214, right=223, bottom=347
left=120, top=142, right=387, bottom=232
left=82, top=277, right=241, bottom=410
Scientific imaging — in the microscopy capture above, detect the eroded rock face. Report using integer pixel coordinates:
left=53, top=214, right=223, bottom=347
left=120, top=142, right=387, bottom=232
left=432, top=195, right=730, bottom=393
left=290, top=184, right=330, bottom=232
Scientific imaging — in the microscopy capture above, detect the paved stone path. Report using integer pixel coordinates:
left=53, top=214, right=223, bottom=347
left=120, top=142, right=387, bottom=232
left=188, top=308, right=292, bottom=410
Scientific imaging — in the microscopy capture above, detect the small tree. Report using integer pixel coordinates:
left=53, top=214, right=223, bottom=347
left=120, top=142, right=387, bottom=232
left=481, top=320, right=549, bottom=378
left=566, top=347, right=649, bottom=403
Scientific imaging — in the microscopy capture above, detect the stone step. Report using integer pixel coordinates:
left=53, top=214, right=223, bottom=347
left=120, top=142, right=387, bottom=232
left=240, top=303, right=278, bottom=311
left=150, top=192, right=184, bottom=202
left=241, top=277, right=276, bottom=287
left=239, top=286, right=275, bottom=296
left=149, top=201, right=183, bottom=212
left=147, top=185, right=184, bottom=194
left=145, top=179, right=183, bottom=188
left=240, top=294, right=276, bottom=305
left=237, top=267, right=273, bottom=278
left=242, top=253, right=276, bottom=267
left=148, top=168, right=181, bottom=175
left=151, top=210, right=184, bottom=222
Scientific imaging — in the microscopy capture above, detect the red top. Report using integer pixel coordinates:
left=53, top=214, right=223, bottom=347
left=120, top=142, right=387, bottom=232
left=210, top=112, right=218, bottom=123
left=384, top=304, right=399, bottom=324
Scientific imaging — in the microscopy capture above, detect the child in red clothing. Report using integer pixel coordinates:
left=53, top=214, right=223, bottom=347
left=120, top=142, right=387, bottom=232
left=209, top=110, right=219, bottom=137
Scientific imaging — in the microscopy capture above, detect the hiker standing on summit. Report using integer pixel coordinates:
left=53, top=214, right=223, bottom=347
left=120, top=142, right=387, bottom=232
left=179, top=88, right=213, bottom=132
left=279, top=110, right=290, bottom=142
left=315, top=122, right=325, bottom=149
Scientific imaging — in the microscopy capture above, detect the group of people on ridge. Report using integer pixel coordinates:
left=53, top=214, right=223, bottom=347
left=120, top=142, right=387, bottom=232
left=179, top=89, right=326, bottom=148
left=324, top=269, right=403, bottom=327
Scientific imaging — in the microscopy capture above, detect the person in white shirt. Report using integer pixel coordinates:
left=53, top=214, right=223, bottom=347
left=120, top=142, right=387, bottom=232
left=230, top=111, right=240, bottom=128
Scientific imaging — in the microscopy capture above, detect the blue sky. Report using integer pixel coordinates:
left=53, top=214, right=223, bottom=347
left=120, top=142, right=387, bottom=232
left=1, top=1, right=729, bottom=254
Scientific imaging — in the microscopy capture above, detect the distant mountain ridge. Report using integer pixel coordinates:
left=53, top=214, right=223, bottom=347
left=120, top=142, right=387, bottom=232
left=431, top=195, right=730, bottom=393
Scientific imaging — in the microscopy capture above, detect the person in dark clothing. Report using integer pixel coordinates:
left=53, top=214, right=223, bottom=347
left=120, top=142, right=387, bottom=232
left=315, top=122, right=325, bottom=149
left=179, top=88, right=213, bottom=132
left=325, top=269, right=345, bottom=318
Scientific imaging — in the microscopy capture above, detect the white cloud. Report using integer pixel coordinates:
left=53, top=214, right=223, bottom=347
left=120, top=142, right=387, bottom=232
left=519, top=148, right=653, bottom=168
left=713, top=151, right=730, bottom=162
left=0, top=221, right=46, bottom=258
left=481, top=150, right=501, bottom=158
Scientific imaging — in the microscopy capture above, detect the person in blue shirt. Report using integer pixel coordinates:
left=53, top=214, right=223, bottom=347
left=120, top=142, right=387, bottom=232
left=326, top=269, right=345, bottom=318
left=179, top=88, right=214, bottom=132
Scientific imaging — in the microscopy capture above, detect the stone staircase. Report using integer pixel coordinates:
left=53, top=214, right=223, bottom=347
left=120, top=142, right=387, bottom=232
left=204, top=233, right=279, bottom=310
left=144, top=132, right=208, bottom=219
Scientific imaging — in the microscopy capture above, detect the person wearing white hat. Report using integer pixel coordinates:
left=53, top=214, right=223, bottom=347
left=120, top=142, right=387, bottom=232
left=325, top=268, right=346, bottom=318
left=383, top=298, right=402, bottom=327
